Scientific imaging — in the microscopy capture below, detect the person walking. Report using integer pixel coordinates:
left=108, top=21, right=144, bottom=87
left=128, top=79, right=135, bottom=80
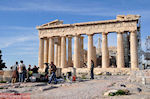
left=11, top=62, right=18, bottom=83
left=48, top=62, right=57, bottom=84
left=18, top=60, right=26, bottom=82
left=90, top=60, right=94, bottom=79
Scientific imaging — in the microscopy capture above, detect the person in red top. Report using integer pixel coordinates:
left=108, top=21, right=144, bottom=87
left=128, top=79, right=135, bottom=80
left=48, top=62, right=57, bottom=84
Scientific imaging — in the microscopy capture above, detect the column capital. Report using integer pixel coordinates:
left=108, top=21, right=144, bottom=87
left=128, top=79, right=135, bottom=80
left=87, top=34, right=93, bottom=36
left=80, top=36, right=84, bottom=39
left=68, top=36, right=73, bottom=38
left=48, top=36, right=54, bottom=39
left=117, top=32, right=123, bottom=34
left=74, top=34, right=80, bottom=37
left=102, top=32, right=108, bottom=35
left=40, top=37, right=44, bottom=39
left=130, top=30, right=137, bottom=33
left=43, top=37, right=50, bottom=40
left=61, top=35, right=66, bottom=37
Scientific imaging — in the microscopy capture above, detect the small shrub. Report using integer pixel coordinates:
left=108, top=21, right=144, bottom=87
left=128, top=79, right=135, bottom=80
left=108, top=92, right=115, bottom=96
left=0, top=87, right=4, bottom=89
left=115, top=90, right=126, bottom=95
left=97, top=73, right=103, bottom=75
left=108, top=89, right=129, bottom=96
left=81, top=75, right=87, bottom=79
left=0, top=81, right=7, bottom=83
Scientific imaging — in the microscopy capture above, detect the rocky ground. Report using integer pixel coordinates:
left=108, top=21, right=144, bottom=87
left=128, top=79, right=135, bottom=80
left=0, top=75, right=150, bottom=99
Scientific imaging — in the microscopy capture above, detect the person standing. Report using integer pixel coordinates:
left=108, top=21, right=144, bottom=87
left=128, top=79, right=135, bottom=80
left=11, top=62, right=18, bottom=83
left=90, top=60, right=94, bottom=79
left=18, top=60, right=26, bottom=82
left=48, top=62, right=57, bottom=84
left=45, top=63, right=49, bottom=75
left=28, top=65, right=31, bottom=71
left=27, top=65, right=32, bottom=81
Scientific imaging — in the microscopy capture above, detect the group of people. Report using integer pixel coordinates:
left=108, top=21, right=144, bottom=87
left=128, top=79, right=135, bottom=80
left=11, top=60, right=94, bottom=84
left=11, top=60, right=39, bottom=83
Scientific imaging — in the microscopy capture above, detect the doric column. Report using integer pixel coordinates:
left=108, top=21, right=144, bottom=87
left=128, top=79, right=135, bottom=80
left=117, top=32, right=125, bottom=68
left=80, top=36, right=84, bottom=67
left=68, top=36, right=72, bottom=67
left=61, top=36, right=66, bottom=68
left=74, top=35, right=80, bottom=68
left=49, top=37, right=54, bottom=63
left=130, top=31, right=138, bottom=69
left=54, top=44, right=58, bottom=66
left=44, top=38, right=49, bottom=63
left=57, top=37, right=61, bottom=67
left=87, top=34, right=93, bottom=68
left=102, top=33, right=109, bottom=68
left=38, top=38, right=44, bottom=70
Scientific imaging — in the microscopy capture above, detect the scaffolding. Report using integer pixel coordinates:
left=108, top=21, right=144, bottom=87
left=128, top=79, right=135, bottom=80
left=146, top=36, right=150, bottom=52
left=137, top=19, right=142, bottom=69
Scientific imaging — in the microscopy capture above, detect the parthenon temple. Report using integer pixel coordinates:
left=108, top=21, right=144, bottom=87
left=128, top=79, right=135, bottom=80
left=36, top=15, right=141, bottom=73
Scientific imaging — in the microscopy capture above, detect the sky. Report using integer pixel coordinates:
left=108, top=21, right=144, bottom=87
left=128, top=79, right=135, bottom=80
left=0, top=0, right=149, bottom=69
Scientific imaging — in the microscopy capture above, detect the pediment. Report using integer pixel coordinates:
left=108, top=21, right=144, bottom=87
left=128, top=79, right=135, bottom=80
left=41, top=19, right=63, bottom=27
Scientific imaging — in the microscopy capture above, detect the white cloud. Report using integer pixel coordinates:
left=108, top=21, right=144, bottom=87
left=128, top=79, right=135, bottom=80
left=0, top=2, right=88, bottom=12
left=0, top=26, right=35, bottom=31
left=0, top=35, right=38, bottom=49
left=0, top=0, right=149, bottom=22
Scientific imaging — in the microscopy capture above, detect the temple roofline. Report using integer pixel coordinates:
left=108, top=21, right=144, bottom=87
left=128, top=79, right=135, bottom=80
left=36, top=15, right=140, bottom=30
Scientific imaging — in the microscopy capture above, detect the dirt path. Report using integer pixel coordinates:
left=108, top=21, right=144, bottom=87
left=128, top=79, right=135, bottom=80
left=0, top=76, right=150, bottom=99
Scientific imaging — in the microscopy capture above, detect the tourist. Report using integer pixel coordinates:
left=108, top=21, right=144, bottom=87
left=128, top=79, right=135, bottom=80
left=32, top=65, right=38, bottom=73
left=90, top=60, right=94, bottom=79
left=44, top=63, right=49, bottom=80
left=45, top=63, right=49, bottom=75
left=27, top=65, right=32, bottom=81
left=48, top=62, right=57, bottom=84
left=18, top=60, right=26, bottom=82
left=11, top=62, right=18, bottom=83
left=28, top=65, right=32, bottom=71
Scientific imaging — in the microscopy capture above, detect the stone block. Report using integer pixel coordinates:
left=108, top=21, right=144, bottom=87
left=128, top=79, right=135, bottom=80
left=0, top=70, right=4, bottom=75
left=56, top=68, right=62, bottom=77
left=2, top=70, right=13, bottom=82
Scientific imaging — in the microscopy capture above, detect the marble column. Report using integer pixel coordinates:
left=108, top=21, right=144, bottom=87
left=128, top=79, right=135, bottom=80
left=68, top=36, right=72, bottom=67
left=80, top=36, right=84, bottom=67
left=74, top=35, right=80, bottom=68
left=102, top=33, right=109, bottom=68
left=44, top=38, right=49, bottom=63
left=130, top=31, right=138, bottom=69
left=54, top=43, right=58, bottom=66
left=49, top=37, right=54, bottom=63
left=38, top=38, right=44, bottom=70
left=61, top=36, right=67, bottom=68
left=87, top=34, right=93, bottom=68
left=57, top=37, right=61, bottom=67
left=117, top=32, right=125, bottom=68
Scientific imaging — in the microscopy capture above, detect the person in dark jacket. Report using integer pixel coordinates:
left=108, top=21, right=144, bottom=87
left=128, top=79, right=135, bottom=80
left=45, top=63, right=49, bottom=75
left=90, top=60, right=94, bottom=79
left=32, top=65, right=38, bottom=73
left=27, top=65, right=32, bottom=81
left=48, top=62, right=57, bottom=84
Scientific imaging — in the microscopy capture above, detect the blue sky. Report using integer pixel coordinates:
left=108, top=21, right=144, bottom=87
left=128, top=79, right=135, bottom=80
left=0, top=0, right=149, bottom=69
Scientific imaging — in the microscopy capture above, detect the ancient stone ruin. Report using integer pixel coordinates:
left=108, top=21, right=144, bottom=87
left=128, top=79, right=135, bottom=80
left=36, top=15, right=141, bottom=75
